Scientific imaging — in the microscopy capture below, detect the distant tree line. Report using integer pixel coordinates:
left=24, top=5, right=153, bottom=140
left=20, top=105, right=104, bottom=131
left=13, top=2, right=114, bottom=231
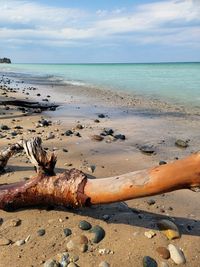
left=0, top=57, right=11, bottom=63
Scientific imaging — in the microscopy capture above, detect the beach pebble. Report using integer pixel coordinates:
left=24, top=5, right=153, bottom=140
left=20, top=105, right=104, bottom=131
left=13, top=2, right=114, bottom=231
left=175, top=139, right=189, bottom=148
left=114, top=134, right=126, bottom=140
left=99, top=261, right=110, bottom=267
left=59, top=253, right=70, bottom=267
left=0, top=237, right=11, bottom=246
left=104, top=128, right=114, bottom=135
left=138, top=145, right=155, bottom=155
left=91, top=135, right=104, bottom=141
left=156, top=247, right=170, bottom=259
left=43, top=259, right=60, bottom=267
left=63, top=228, right=72, bottom=237
left=160, top=262, right=169, bottom=267
left=0, top=124, right=9, bottom=130
left=87, top=165, right=96, bottom=173
left=168, top=244, right=186, bottom=264
left=94, top=119, right=100, bottom=123
left=159, top=161, right=167, bottom=165
left=62, top=148, right=68, bottom=153
left=147, top=199, right=155, bottom=205
left=157, top=219, right=180, bottom=240
left=69, top=255, right=79, bottom=262
left=65, top=130, right=73, bottom=136
left=144, top=230, right=156, bottom=239
left=79, top=220, right=92, bottom=230
left=37, top=228, right=46, bottom=236
left=67, top=263, right=78, bottom=267
left=46, top=132, right=55, bottom=140
left=15, top=239, right=25, bottom=246
left=3, top=218, right=21, bottom=227
left=98, top=114, right=105, bottom=118
left=143, top=256, right=157, bottom=267
left=89, top=225, right=105, bottom=243
left=76, top=124, right=83, bottom=129
left=102, top=214, right=110, bottom=221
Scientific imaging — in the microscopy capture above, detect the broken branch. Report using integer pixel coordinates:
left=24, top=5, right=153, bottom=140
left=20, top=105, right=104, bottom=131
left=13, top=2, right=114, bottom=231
left=0, top=138, right=200, bottom=211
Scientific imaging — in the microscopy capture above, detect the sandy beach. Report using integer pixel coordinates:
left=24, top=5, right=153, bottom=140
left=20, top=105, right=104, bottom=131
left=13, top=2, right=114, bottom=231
left=0, top=74, right=200, bottom=267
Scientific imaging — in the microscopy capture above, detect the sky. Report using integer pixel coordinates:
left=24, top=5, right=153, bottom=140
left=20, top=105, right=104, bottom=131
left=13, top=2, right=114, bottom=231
left=0, top=0, right=200, bottom=63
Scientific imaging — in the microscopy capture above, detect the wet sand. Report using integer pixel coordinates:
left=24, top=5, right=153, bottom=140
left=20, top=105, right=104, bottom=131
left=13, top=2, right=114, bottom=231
left=0, top=74, right=200, bottom=267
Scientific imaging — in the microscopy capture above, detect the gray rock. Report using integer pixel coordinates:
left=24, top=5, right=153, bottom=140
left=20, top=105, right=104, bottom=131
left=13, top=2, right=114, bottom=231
left=15, top=239, right=25, bottom=246
left=63, top=228, right=72, bottom=237
left=159, top=161, right=167, bottom=165
left=143, top=256, right=157, bottom=267
left=0, top=237, right=11, bottom=246
left=114, top=134, right=126, bottom=140
left=46, top=132, right=55, bottom=140
left=91, top=135, right=104, bottom=141
left=0, top=125, right=9, bottom=130
left=37, top=229, right=46, bottom=236
left=79, top=220, right=92, bottom=230
left=168, top=244, right=186, bottom=264
left=65, top=130, right=73, bottom=136
left=175, top=139, right=188, bottom=148
left=98, top=114, right=105, bottom=118
left=43, top=259, right=60, bottom=267
left=99, top=261, right=110, bottom=267
left=67, top=263, right=77, bottom=267
left=89, top=225, right=105, bottom=243
left=147, top=199, right=155, bottom=205
left=138, top=145, right=155, bottom=155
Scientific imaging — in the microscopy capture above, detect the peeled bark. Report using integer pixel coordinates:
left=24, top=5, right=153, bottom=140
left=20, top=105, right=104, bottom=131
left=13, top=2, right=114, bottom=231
left=0, top=137, right=200, bottom=211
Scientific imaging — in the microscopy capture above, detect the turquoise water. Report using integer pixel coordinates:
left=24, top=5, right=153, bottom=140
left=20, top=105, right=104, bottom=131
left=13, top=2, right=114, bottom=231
left=0, top=63, right=200, bottom=106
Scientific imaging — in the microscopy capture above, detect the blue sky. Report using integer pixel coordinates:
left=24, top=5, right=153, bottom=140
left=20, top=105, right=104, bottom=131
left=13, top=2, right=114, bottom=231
left=0, top=0, right=200, bottom=63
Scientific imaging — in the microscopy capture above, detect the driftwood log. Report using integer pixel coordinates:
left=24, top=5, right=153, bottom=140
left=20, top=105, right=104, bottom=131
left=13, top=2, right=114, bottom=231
left=0, top=137, right=200, bottom=211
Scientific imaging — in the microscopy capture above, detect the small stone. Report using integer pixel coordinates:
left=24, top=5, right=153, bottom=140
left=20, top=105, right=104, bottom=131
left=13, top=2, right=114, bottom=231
left=156, top=247, right=170, bottom=259
left=87, top=165, right=96, bottom=173
left=67, top=263, right=77, bottom=267
left=15, top=239, right=25, bottom=246
left=64, top=228, right=72, bottom=237
left=157, top=219, right=180, bottom=240
left=139, top=145, right=155, bottom=155
left=168, top=244, right=186, bottom=264
left=160, top=262, right=169, bottom=267
left=114, top=134, right=126, bottom=140
left=159, top=161, right=167, bottom=165
left=102, top=214, right=110, bottom=221
left=46, top=132, right=55, bottom=140
left=79, top=220, right=92, bottom=230
left=104, top=128, right=114, bottom=135
left=37, top=229, right=46, bottom=236
left=99, top=261, right=110, bottom=267
left=63, top=148, right=68, bottom=153
left=144, top=230, right=156, bottom=239
left=66, top=240, right=75, bottom=251
left=89, top=225, right=105, bottom=243
left=43, top=259, right=60, bottom=267
left=0, top=237, right=11, bottom=246
left=76, top=124, right=83, bottom=129
left=175, top=139, right=188, bottom=148
left=0, top=125, right=9, bottom=130
left=69, top=255, right=79, bottom=262
left=60, top=253, right=70, bottom=267
left=147, top=199, right=155, bottom=205
left=98, top=114, right=105, bottom=118
left=65, top=130, right=73, bottom=136
left=3, top=218, right=21, bottom=227
left=143, top=256, right=157, bottom=267
left=80, top=243, right=88, bottom=253
left=91, top=135, right=104, bottom=141
left=94, top=119, right=100, bottom=123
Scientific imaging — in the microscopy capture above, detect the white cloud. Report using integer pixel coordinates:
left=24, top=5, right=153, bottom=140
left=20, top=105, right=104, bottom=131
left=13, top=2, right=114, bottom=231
left=0, top=0, right=199, bottom=48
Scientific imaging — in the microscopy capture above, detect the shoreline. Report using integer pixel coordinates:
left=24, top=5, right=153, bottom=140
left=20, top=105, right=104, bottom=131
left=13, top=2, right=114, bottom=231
left=0, top=72, right=200, bottom=267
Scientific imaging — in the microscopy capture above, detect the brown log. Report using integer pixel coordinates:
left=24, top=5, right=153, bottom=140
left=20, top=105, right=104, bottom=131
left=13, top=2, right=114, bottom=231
left=0, top=100, right=59, bottom=110
left=0, top=137, right=200, bottom=211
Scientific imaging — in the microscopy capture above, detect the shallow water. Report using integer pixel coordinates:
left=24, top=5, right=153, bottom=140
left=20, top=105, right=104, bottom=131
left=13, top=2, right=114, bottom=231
left=0, top=62, right=200, bottom=107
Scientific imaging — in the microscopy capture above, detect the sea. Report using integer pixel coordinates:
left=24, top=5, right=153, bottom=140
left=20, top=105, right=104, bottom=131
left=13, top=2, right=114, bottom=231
left=0, top=62, right=200, bottom=108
